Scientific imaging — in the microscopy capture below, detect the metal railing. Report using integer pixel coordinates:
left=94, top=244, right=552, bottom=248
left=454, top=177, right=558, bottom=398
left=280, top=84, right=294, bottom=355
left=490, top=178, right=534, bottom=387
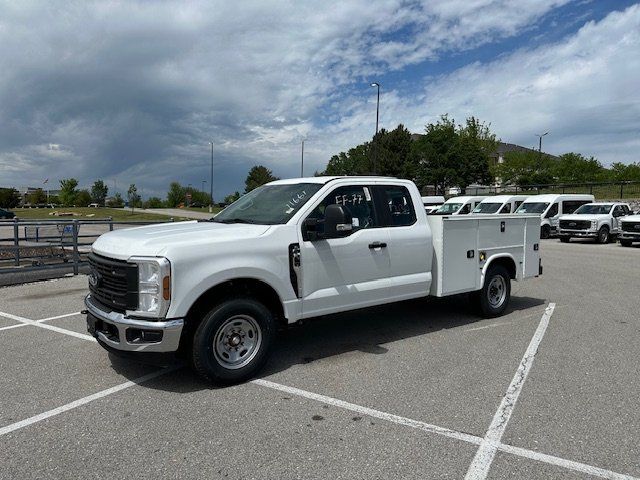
left=459, top=181, right=640, bottom=199
left=0, top=217, right=174, bottom=275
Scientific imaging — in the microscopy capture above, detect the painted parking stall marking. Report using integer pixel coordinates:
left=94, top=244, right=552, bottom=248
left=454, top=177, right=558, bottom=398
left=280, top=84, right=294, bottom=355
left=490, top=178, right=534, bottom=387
left=0, top=311, right=94, bottom=342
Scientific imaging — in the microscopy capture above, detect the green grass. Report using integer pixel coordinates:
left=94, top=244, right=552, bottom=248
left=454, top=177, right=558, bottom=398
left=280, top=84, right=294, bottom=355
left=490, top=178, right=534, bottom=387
left=11, top=207, right=188, bottom=222
left=181, top=206, right=223, bottom=214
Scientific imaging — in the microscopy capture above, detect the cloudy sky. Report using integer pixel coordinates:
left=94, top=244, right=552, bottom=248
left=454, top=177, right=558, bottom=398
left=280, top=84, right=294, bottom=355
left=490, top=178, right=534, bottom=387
left=1, top=0, right=639, bottom=199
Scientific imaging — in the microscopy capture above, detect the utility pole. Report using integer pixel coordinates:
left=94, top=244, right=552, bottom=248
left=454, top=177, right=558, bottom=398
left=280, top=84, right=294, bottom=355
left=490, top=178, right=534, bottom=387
left=209, top=141, right=214, bottom=213
left=370, top=82, right=380, bottom=174
left=301, top=140, right=304, bottom=178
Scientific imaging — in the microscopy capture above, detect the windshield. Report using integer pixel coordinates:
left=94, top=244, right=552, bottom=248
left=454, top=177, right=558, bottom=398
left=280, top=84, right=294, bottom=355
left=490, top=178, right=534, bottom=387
left=516, top=202, right=549, bottom=214
left=473, top=202, right=501, bottom=214
left=213, top=183, right=323, bottom=225
left=433, top=202, right=463, bottom=214
left=574, top=204, right=613, bottom=215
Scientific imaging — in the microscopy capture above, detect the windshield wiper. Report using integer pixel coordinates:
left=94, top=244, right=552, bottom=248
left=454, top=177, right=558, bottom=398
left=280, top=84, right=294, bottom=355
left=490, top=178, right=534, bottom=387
left=211, top=218, right=259, bottom=224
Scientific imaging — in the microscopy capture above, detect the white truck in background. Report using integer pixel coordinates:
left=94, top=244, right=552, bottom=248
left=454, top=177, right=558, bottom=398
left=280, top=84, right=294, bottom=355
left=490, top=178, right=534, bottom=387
left=558, top=202, right=632, bottom=243
left=84, top=177, right=542, bottom=384
left=515, top=194, right=594, bottom=238
left=619, top=213, right=640, bottom=247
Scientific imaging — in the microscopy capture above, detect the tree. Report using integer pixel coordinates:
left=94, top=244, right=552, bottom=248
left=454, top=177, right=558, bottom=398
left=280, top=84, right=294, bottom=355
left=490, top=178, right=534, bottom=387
left=224, top=191, right=241, bottom=204
left=245, top=165, right=279, bottom=192
left=25, top=188, right=47, bottom=205
left=91, top=180, right=109, bottom=206
left=608, top=162, right=640, bottom=182
left=166, top=182, right=185, bottom=207
left=59, top=178, right=79, bottom=206
left=76, top=189, right=92, bottom=206
left=107, top=192, right=124, bottom=208
left=0, top=188, right=21, bottom=208
left=324, top=144, right=371, bottom=175
left=491, top=150, right=555, bottom=187
left=144, top=197, right=164, bottom=208
left=551, top=153, right=606, bottom=183
left=127, top=184, right=141, bottom=212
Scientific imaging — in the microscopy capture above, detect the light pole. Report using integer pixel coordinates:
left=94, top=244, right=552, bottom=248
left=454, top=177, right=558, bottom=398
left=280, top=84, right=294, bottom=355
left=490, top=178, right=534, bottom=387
left=370, top=82, right=380, bottom=174
left=202, top=180, right=206, bottom=193
left=208, top=141, right=214, bottom=212
left=535, top=131, right=549, bottom=174
left=301, top=139, right=305, bottom=178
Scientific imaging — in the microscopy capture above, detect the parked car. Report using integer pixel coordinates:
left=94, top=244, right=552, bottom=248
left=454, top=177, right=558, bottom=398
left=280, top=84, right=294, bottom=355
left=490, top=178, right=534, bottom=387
left=429, top=196, right=487, bottom=215
left=88, top=203, right=100, bottom=208
left=472, top=195, right=529, bottom=214
left=558, top=202, right=632, bottom=244
left=515, top=194, right=594, bottom=239
left=85, top=176, right=542, bottom=384
left=0, top=208, right=15, bottom=219
left=619, top=213, right=640, bottom=247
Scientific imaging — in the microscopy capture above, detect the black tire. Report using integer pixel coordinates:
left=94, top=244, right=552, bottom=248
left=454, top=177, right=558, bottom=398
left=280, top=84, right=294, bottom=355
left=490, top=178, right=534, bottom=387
left=191, top=298, right=275, bottom=385
left=620, top=239, right=632, bottom=247
left=473, top=265, right=511, bottom=318
left=541, top=225, right=551, bottom=239
left=596, top=226, right=609, bottom=244
left=560, top=236, right=570, bottom=243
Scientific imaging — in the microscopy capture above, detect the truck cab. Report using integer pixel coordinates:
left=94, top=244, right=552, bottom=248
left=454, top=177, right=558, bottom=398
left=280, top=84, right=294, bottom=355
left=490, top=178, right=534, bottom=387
left=472, top=195, right=529, bottom=215
left=515, top=194, right=594, bottom=239
left=85, top=177, right=541, bottom=384
left=430, top=196, right=487, bottom=215
left=559, top=202, right=632, bottom=244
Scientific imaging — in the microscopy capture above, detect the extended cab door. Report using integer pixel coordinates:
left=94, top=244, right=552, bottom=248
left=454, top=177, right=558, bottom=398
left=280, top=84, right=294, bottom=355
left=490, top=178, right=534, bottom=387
left=297, top=184, right=392, bottom=317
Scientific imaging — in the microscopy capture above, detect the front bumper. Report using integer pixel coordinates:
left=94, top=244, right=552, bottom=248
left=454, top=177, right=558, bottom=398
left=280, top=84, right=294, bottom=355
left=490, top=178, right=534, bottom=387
left=619, top=233, right=640, bottom=242
left=558, top=229, right=597, bottom=238
left=85, top=295, right=183, bottom=353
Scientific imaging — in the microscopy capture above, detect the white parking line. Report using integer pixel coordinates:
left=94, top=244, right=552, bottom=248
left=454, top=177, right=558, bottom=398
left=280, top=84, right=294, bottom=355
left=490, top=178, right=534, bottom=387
left=252, top=378, right=483, bottom=445
left=0, top=311, right=95, bottom=342
left=465, top=303, right=556, bottom=480
left=0, top=367, right=177, bottom=437
left=465, top=321, right=512, bottom=332
left=0, top=312, right=82, bottom=332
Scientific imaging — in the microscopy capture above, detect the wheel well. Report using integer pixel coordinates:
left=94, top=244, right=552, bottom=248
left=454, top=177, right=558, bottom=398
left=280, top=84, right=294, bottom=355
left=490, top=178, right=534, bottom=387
left=184, top=278, right=287, bottom=333
left=487, top=256, right=517, bottom=280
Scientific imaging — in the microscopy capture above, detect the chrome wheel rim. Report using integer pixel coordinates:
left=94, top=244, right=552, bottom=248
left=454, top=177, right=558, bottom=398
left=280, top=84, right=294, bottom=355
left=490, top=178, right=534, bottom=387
left=213, top=315, right=262, bottom=370
left=599, top=230, right=608, bottom=242
left=487, top=276, right=507, bottom=308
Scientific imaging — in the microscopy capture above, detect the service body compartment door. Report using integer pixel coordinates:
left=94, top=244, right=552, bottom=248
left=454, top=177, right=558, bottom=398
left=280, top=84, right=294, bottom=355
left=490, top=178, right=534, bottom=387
left=523, top=216, right=541, bottom=278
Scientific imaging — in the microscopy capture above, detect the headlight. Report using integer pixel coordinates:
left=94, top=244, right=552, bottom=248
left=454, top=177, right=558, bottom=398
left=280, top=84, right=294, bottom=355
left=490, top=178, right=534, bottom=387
left=591, top=220, right=598, bottom=229
left=128, top=256, right=171, bottom=318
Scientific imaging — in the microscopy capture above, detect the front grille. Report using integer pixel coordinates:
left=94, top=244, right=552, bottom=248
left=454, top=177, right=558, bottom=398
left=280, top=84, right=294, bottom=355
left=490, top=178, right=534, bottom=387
left=88, top=253, right=138, bottom=312
left=559, top=219, right=591, bottom=230
left=622, top=222, right=640, bottom=233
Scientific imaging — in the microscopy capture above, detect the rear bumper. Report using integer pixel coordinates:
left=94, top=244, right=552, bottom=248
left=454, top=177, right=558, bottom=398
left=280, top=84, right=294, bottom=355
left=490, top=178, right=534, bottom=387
left=85, top=295, right=183, bottom=353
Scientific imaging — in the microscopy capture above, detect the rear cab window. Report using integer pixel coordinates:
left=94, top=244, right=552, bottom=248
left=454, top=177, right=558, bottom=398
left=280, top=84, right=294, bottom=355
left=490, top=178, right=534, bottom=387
left=373, top=185, right=417, bottom=227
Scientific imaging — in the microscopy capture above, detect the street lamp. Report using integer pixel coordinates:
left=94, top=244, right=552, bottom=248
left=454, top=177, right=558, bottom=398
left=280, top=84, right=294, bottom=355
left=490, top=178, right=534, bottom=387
left=536, top=131, right=549, bottom=152
left=202, top=180, right=206, bottom=192
left=208, top=141, right=214, bottom=213
left=370, top=82, right=380, bottom=174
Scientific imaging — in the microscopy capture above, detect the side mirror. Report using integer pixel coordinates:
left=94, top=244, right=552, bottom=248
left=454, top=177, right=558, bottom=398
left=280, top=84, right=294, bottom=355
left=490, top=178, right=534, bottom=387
left=324, top=204, right=353, bottom=238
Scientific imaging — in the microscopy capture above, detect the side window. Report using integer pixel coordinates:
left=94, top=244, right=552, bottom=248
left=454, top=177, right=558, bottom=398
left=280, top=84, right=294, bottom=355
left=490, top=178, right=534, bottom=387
left=376, top=186, right=417, bottom=227
left=613, top=205, right=624, bottom=217
left=623, top=205, right=630, bottom=214
left=546, top=203, right=559, bottom=218
left=515, top=201, right=524, bottom=209
left=563, top=201, right=582, bottom=214
left=307, top=185, right=376, bottom=235
left=459, top=203, right=471, bottom=214
left=499, top=203, right=511, bottom=214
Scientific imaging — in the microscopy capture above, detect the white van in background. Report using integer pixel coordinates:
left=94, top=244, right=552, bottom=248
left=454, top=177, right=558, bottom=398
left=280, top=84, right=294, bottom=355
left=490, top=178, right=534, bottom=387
left=421, top=196, right=445, bottom=214
left=472, top=195, right=529, bottom=215
left=515, top=194, right=594, bottom=238
left=430, top=196, right=487, bottom=215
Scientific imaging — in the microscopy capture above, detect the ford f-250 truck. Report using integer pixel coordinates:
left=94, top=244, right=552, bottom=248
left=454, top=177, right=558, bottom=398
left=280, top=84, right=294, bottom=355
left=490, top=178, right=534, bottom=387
left=84, top=177, right=542, bottom=384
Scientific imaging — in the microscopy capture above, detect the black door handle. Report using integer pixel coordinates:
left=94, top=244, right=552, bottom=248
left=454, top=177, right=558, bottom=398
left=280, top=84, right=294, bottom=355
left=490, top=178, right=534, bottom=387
left=368, top=242, right=387, bottom=249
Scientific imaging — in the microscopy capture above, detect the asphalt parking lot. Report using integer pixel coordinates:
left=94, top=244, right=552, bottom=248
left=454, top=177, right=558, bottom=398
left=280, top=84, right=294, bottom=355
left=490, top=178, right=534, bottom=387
left=1, top=239, right=639, bottom=479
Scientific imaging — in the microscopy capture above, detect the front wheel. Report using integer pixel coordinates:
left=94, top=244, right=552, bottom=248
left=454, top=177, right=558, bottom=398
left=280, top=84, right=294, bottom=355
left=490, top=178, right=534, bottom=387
left=472, top=265, right=511, bottom=318
left=541, top=225, right=551, bottom=239
left=597, top=226, right=610, bottom=244
left=191, top=298, right=275, bottom=384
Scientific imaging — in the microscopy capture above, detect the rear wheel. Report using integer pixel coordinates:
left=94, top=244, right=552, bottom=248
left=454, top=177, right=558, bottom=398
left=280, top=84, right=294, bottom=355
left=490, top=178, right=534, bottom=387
left=620, top=239, right=632, bottom=247
left=541, top=225, right=551, bottom=239
left=191, top=298, right=275, bottom=384
left=473, top=265, right=511, bottom=318
left=597, top=226, right=609, bottom=244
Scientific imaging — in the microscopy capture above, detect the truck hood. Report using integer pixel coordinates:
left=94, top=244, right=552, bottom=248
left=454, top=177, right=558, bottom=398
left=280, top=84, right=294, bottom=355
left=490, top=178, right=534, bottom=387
left=560, top=214, right=609, bottom=221
left=92, top=221, right=272, bottom=260
left=622, top=214, right=640, bottom=222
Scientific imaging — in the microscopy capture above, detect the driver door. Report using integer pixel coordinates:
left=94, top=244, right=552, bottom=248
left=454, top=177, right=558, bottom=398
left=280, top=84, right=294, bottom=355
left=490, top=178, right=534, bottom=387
left=298, top=184, right=392, bottom=318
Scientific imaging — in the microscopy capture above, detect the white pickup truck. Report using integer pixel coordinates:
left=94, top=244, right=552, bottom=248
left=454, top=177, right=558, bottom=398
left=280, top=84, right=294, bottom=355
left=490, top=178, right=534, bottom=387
left=558, top=202, right=632, bottom=243
left=619, top=214, right=640, bottom=247
left=84, top=177, right=542, bottom=384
